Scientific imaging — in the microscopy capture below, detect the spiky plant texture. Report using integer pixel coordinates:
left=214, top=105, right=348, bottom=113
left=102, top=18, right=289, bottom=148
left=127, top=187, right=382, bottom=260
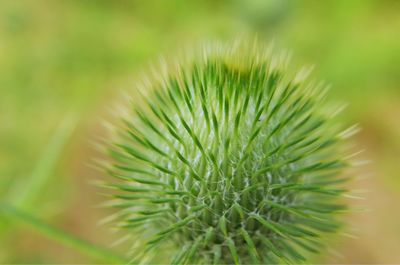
left=104, top=43, right=353, bottom=264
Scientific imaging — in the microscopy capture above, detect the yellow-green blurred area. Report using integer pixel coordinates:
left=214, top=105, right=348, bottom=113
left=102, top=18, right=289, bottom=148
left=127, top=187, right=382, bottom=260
left=0, top=0, right=399, bottom=263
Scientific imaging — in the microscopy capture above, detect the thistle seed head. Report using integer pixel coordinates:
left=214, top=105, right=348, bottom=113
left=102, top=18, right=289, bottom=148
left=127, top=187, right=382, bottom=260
left=104, top=42, right=353, bottom=264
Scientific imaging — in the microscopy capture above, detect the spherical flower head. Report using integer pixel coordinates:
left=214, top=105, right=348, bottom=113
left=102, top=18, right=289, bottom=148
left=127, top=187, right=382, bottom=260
left=104, top=42, right=353, bottom=264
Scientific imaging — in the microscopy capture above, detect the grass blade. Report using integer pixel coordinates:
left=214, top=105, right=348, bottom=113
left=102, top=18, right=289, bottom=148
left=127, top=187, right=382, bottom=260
left=11, top=113, right=78, bottom=209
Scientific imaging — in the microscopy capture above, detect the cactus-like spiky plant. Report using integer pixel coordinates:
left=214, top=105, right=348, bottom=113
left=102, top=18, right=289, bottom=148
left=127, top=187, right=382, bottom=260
left=103, top=42, right=353, bottom=264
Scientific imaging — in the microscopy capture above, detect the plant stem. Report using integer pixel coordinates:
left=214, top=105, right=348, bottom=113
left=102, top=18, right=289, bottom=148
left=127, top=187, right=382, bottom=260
left=0, top=203, right=128, bottom=264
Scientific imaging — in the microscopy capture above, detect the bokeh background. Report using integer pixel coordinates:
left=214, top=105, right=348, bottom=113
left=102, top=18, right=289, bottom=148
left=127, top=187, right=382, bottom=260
left=1, top=0, right=399, bottom=263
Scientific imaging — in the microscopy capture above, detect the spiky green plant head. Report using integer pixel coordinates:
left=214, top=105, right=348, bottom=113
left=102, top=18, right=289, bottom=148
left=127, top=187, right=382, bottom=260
left=103, top=42, right=355, bottom=264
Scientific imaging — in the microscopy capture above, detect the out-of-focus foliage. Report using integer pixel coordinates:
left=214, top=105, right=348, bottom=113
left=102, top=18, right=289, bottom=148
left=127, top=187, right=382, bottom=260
left=0, top=0, right=399, bottom=263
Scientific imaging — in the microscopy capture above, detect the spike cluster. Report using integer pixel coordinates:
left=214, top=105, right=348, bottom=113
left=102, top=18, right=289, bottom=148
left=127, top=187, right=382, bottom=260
left=104, top=43, right=352, bottom=264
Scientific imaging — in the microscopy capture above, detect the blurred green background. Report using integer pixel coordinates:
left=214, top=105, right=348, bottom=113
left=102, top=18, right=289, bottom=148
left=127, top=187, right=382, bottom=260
left=0, top=0, right=399, bottom=263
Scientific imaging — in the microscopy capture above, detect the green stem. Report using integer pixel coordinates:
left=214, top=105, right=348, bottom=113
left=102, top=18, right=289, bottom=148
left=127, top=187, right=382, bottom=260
left=0, top=203, right=128, bottom=264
